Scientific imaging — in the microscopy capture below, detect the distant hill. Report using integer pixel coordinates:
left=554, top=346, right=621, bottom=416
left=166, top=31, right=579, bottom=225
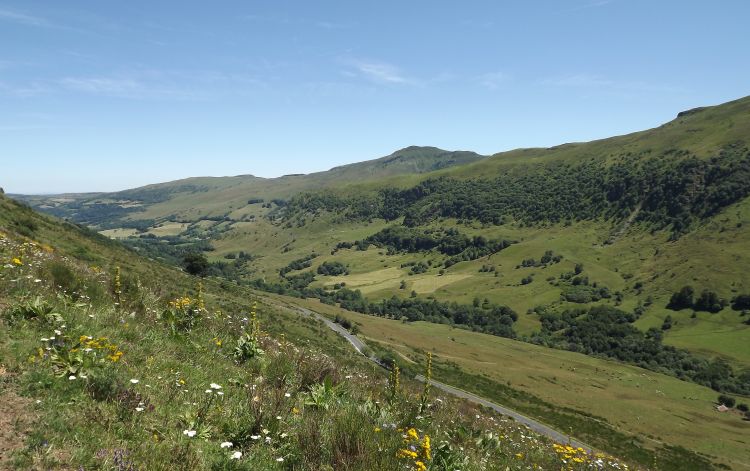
left=14, top=146, right=484, bottom=224
left=14, top=95, right=750, bottom=376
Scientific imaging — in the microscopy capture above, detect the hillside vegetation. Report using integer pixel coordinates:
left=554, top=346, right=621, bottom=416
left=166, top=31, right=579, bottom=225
left=0, top=195, right=644, bottom=470
left=9, top=96, right=750, bottom=468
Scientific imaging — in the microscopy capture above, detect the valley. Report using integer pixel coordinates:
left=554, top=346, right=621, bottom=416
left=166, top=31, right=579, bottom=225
left=9, top=95, right=750, bottom=470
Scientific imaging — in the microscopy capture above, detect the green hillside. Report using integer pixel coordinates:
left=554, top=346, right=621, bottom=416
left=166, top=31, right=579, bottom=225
left=3, top=192, right=750, bottom=470
left=9, top=95, right=750, bottom=467
left=1, top=193, right=653, bottom=470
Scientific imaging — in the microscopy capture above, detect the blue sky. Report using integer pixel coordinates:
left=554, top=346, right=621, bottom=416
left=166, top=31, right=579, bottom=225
left=2, top=1, right=749, bottom=194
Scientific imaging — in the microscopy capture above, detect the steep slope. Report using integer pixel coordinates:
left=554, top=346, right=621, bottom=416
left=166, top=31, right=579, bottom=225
left=2, top=194, right=749, bottom=470
left=0, top=194, right=643, bottom=470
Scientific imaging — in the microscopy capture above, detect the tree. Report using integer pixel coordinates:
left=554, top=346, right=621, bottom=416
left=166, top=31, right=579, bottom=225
left=694, top=290, right=725, bottom=313
left=731, top=294, right=750, bottom=311
left=182, top=252, right=209, bottom=277
left=661, top=315, right=673, bottom=331
left=667, top=286, right=694, bottom=310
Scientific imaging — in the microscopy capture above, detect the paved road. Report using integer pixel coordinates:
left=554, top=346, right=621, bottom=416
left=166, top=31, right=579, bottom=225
left=414, top=374, right=591, bottom=451
left=289, top=304, right=593, bottom=452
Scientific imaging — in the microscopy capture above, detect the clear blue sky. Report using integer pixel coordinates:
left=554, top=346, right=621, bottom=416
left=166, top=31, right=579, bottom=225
left=2, top=1, right=749, bottom=194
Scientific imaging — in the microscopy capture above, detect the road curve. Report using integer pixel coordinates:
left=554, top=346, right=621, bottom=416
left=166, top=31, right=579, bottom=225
left=289, top=305, right=593, bottom=452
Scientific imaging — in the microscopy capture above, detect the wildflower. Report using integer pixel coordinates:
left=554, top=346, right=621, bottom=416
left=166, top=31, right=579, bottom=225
left=34, top=279, right=42, bottom=283
left=205, top=389, right=213, bottom=394
left=284, top=392, right=291, bottom=397
left=374, top=427, right=381, bottom=433
left=415, top=461, right=427, bottom=471
left=250, top=435, right=260, bottom=440
left=292, top=407, right=299, bottom=414
left=397, top=449, right=418, bottom=459
left=515, top=452, right=524, bottom=459
left=183, top=430, right=196, bottom=437
left=11, top=257, right=22, bottom=266
left=210, top=383, right=222, bottom=390
left=68, top=375, right=77, bottom=380
left=220, top=442, right=233, bottom=448
left=231, top=451, right=242, bottom=460
left=276, top=457, right=284, bottom=462
left=130, top=379, right=139, bottom=384
left=135, top=407, right=144, bottom=412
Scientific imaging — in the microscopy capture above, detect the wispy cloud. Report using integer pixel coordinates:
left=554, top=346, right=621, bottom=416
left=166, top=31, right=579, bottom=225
left=0, top=7, right=50, bottom=27
left=0, top=124, right=54, bottom=132
left=541, top=73, right=686, bottom=94
left=0, top=80, right=51, bottom=97
left=476, top=72, right=508, bottom=90
left=349, top=60, right=414, bottom=85
left=569, top=0, right=615, bottom=11
left=56, top=69, right=265, bottom=100
left=60, top=77, right=141, bottom=95
left=243, top=14, right=354, bottom=30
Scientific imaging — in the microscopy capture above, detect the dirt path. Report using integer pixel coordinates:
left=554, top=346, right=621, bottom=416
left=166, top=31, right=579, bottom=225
left=0, top=367, right=35, bottom=468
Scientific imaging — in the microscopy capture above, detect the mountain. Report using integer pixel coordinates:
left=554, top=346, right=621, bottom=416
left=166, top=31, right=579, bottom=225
left=16, top=97, right=750, bottom=367
left=4, top=95, right=750, bottom=469
left=14, top=146, right=484, bottom=225
left=2, top=190, right=748, bottom=470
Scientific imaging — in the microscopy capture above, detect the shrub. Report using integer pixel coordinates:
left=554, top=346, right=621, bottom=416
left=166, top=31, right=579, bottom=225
left=182, top=252, right=209, bottom=277
left=667, top=286, right=694, bottom=310
left=317, top=261, right=349, bottom=276
left=718, top=394, right=735, bottom=408
left=3, top=297, right=64, bottom=326
left=694, top=290, right=726, bottom=313
left=731, top=294, right=750, bottom=311
left=160, top=296, right=203, bottom=333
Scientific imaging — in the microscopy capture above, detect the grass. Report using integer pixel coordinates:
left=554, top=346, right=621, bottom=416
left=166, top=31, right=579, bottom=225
left=92, top=195, right=750, bottom=365
left=272, top=294, right=750, bottom=470
left=0, top=194, right=638, bottom=470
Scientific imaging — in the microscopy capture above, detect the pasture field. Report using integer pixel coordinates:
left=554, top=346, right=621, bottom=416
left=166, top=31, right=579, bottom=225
left=271, top=294, right=750, bottom=470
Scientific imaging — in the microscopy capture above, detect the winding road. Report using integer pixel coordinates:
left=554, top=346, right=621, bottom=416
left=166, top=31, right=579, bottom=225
left=289, top=305, right=593, bottom=452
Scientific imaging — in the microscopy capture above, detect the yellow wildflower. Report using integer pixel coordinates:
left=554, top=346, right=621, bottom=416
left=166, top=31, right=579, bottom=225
left=397, top=449, right=418, bottom=459
left=422, top=434, right=431, bottom=461
left=12, top=257, right=22, bottom=266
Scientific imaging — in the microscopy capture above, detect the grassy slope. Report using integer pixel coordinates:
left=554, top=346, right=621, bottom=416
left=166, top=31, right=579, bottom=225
left=273, top=295, right=750, bottom=470
left=0, top=195, right=631, bottom=471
